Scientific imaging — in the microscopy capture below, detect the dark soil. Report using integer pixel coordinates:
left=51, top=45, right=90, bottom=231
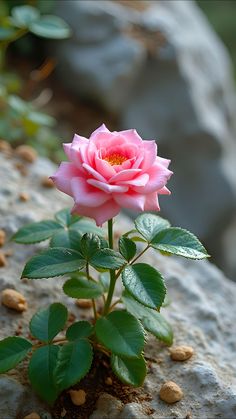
left=52, top=351, right=153, bottom=419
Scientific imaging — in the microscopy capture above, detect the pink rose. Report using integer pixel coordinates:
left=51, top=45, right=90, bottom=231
left=51, top=124, right=173, bottom=226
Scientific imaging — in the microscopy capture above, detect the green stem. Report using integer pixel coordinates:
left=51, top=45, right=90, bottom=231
left=103, top=219, right=116, bottom=315
left=131, top=244, right=150, bottom=265
left=86, top=263, right=97, bottom=321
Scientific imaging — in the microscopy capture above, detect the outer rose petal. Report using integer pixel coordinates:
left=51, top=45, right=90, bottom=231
left=50, top=162, right=81, bottom=196
left=109, top=169, right=141, bottom=183
left=90, top=123, right=110, bottom=138
left=113, top=192, right=146, bottom=211
left=71, top=177, right=110, bottom=207
left=87, top=179, right=128, bottom=193
left=118, top=129, right=143, bottom=145
left=141, top=141, right=157, bottom=171
left=144, top=193, right=160, bottom=211
left=134, top=162, right=173, bottom=194
left=72, top=200, right=120, bottom=226
left=119, top=173, right=149, bottom=187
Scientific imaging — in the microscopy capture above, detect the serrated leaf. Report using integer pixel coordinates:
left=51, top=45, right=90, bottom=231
left=50, top=229, right=82, bottom=250
left=95, top=311, right=144, bottom=358
left=111, top=354, right=146, bottom=387
left=28, top=345, right=59, bottom=405
left=55, top=208, right=80, bottom=227
left=29, top=15, right=71, bottom=39
left=66, top=321, right=93, bottom=341
left=55, top=340, right=93, bottom=391
left=12, top=220, right=62, bottom=244
left=0, top=337, right=32, bottom=373
left=151, top=227, right=209, bottom=259
left=30, top=303, right=68, bottom=343
left=119, top=236, right=136, bottom=261
left=12, top=5, right=40, bottom=28
left=91, top=249, right=126, bottom=270
left=71, top=218, right=105, bottom=236
left=122, top=291, right=173, bottom=345
left=122, top=263, right=166, bottom=310
left=80, top=233, right=108, bottom=261
left=22, top=248, right=86, bottom=279
left=63, top=277, right=103, bottom=299
left=135, top=213, right=170, bottom=242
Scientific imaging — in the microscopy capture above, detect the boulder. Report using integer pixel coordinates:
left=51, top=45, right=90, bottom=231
left=0, top=152, right=236, bottom=417
left=53, top=0, right=236, bottom=278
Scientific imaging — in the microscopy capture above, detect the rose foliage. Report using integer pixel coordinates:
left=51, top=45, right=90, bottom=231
left=0, top=126, right=209, bottom=407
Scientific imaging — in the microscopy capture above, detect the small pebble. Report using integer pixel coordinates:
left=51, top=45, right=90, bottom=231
left=19, top=192, right=30, bottom=202
left=105, top=377, right=113, bottom=385
left=69, top=389, right=86, bottom=406
left=0, top=252, right=7, bottom=267
left=60, top=407, right=67, bottom=417
left=1, top=288, right=27, bottom=312
left=15, top=145, right=37, bottom=163
left=159, top=381, right=183, bottom=404
left=0, top=229, right=6, bottom=246
left=170, top=345, right=194, bottom=361
left=23, top=413, right=40, bottom=419
left=76, top=299, right=93, bottom=309
left=14, top=162, right=28, bottom=176
left=41, top=176, right=54, bottom=188
left=0, top=140, right=12, bottom=154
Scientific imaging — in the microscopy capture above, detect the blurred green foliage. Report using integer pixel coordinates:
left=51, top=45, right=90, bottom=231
left=197, top=0, right=236, bottom=77
left=0, top=1, right=70, bottom=161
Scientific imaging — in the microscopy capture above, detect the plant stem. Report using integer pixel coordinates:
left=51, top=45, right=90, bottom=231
left=86, top=263, right=97, bottom=321
left=103, top=219, right=116, bottom=315
left=131, top=244, right=150, bottom=264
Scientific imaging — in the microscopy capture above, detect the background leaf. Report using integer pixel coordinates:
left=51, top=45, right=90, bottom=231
left=66, top=321, right=93, bottom=341
left=29, top=15, right=71, bottom=39
left=12, top=220, right=62, bottom=244
left=12, top=5, right=40, bottom=28
left=55, top=340, right=93, bottom=391
left=28, top=345, right=59, bottom=405
left=122, top=263, right=166, bottom=309
left=30, top=303, right=68, bottom=343
left=119, top=236, right=136, bottom=261
left=22, top=248, right=85, bottom=279
left=135, top=213, right=170, bottom=242
left=95, top=311, right=144, bottom=358
left=151, top=227, right=209, bottom=259
left=50, top=229, right=82, bottom=250
left=0, top=337, right=32, bottom=373
left=63, top=277, right=103, bottom=299
left=122, top=291, right=173, bottom=345
left=111, top=354, right=146, bottom=387
left=91, top=249, right=126, bottom=270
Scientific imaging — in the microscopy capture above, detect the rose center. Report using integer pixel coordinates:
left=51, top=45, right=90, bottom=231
left=104, top=153, right=127, bottom=166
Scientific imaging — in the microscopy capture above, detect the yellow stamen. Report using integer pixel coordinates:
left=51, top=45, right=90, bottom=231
left=104, top=153, right=127, bottom=166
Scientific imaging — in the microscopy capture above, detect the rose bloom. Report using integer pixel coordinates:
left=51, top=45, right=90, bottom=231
left=51, top=125, right=173, bottom=226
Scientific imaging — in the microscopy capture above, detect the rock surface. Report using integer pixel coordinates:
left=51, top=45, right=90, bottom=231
left=0, top=152, right=236, bottom=418
left=53, top=0, right=236, bottom=278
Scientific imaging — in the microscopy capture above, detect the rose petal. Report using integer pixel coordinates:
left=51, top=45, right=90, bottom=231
left=90, top=123, right=110, bottom=138
left=113, top=192, right=146, bottom=211
left=87, top=179, right=128, bottom=193
left=120, top=173, right=149, bottom=187
left=133, top=163, right=173, bottom=194
left=50, top=162, right=81, bottom=196
left=144, top=193, right=160, bottom=211
left=156, top=156, right=171, bottom=168
left=82, top=163, right=107, bottom=182
left=141, top=141, right=157, bottom=171
left=118, top=129, right=143, bottom=145
left=72, top=200, right=120, bottom=226
left=158, top=186, right=171, bottom=195
left=95, top=155, right=116, bottom=179
left=109, top=169, right=142, bottom=183
left=71, top=177, right=109, bottom=207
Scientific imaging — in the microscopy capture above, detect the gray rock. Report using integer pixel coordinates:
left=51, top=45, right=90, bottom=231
left=0, top=152, right=236, bottom=418
left=53, top=0, right=236, bottom=278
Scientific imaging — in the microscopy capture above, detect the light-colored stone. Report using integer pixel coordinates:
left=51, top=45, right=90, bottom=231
left=169, top=345, right=194, bottom=361
left=69, top=389, right=86, bottom=406
left=159, top=381, right=183, bottom=404
left=90, top=393, right=123, bottom=419
left=1, top=288, right=27, bottom=312
left=19, top=192, right=30, bottom=202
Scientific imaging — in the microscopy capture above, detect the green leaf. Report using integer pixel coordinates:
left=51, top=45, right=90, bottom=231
left=50, top=229, right=82, bottom=250
left=55, top=208, right=80, bottom=228
left=119, top=236, right=136, bottom=261
left=28, top=345, right=59, bottom=405
left=135, top=213, right=170, bottom=242
left=11, top=5, right=40, bottom=28
left=95, top=311, right=144, bottom=358
left=12, top=220, right=62, bottom=244
left=30, top=303, right=68, bottom=343
left=122, top=263, right=166, bottom=310
left=71, top=218, right=104, bottom=236
left=151, top=227, right=209, bottom=259
left=55, top=340, right=93, bottom=391
left=29, top=15, right=71, bottom=39
left=22, top=248, right=86, bottom=279
left=91, top=249, right=126, bottom=270
left=111, top=354, right=146, bottom=387
left=63, top=277, right=103, bottom=299
left=0, top=337, right=32, bottom=373
left=81, top=233, right=108, bottom=261
left=66, top=321, right=93, bottom=341
left=122, top=291, right=173, bottom=345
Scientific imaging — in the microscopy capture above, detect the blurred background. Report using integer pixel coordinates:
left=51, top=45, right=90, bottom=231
left=1, top=0, right=236, bottom=279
